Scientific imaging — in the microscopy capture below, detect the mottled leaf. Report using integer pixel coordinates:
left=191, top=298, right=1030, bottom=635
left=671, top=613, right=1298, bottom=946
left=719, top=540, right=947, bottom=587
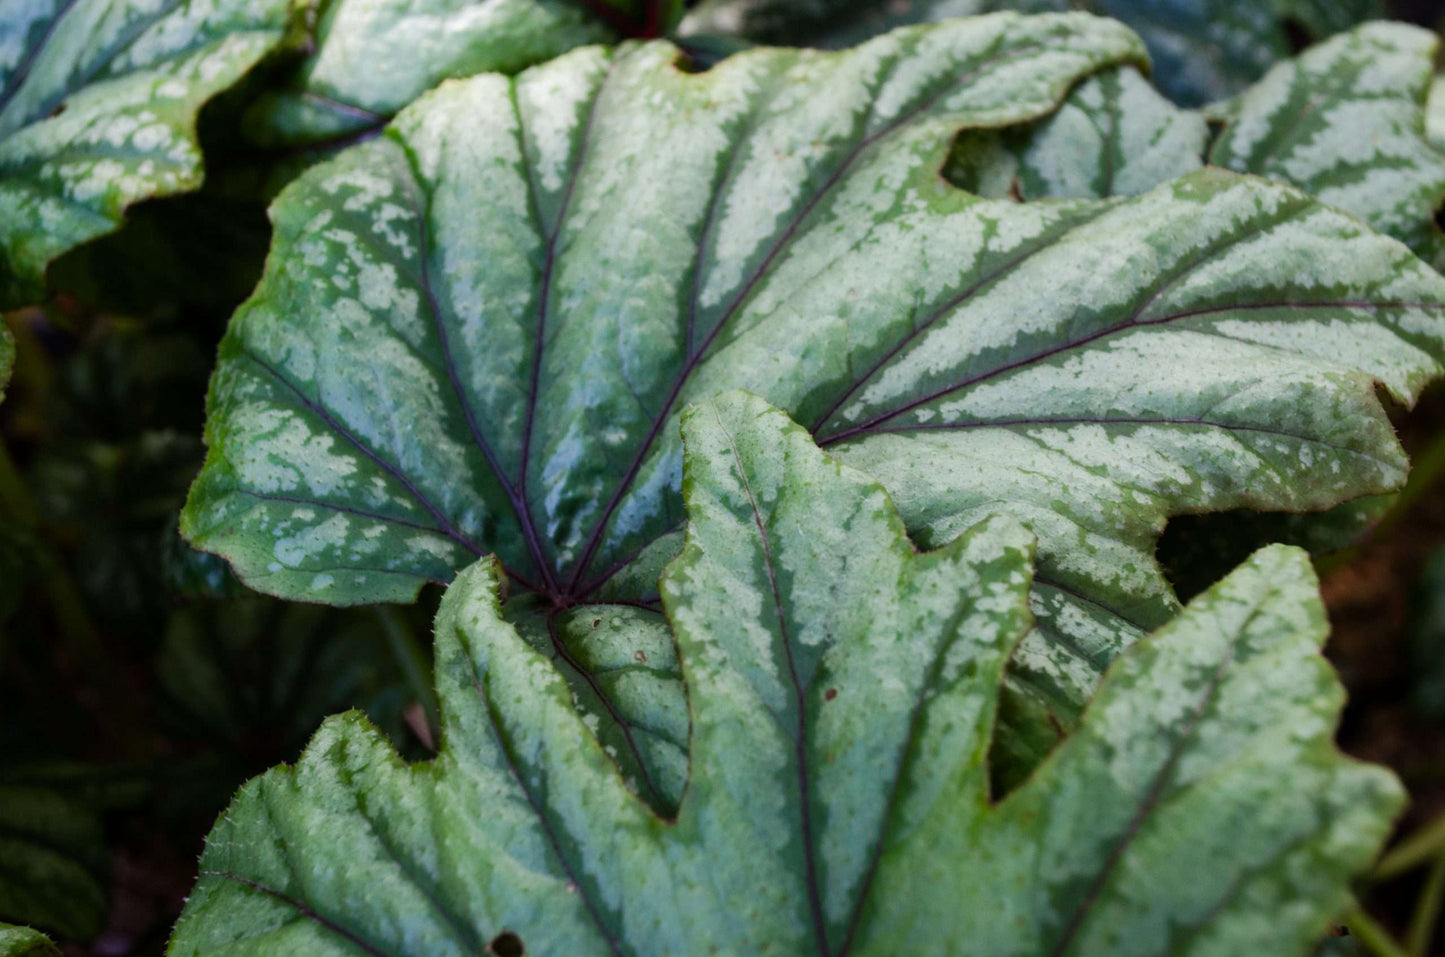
left=679, top=0, right=1385, bottom=105
left=170, top=392, right=1403, bottom=956
left=0, top=926, right=59, bottom=957
left=1208, top=22, right=1445, bottom=273
left=184, top=16, right=1445, bottom=779
left=946, top=63, right=1206, bottom=199
left=0, top=0, right=297, bottom=307
left=241, top=0, right=682, bottom=150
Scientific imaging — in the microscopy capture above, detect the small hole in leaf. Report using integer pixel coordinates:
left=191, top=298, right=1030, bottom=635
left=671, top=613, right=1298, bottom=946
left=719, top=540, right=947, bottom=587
left=48, top=102, right=66, bottom=118
left=1279, top=17, right=1312, bottom=55
left=591, top=617, right=602, bottom=629
left=824, top=688, right=837, bottom=701
left=1433, top=200, right=1445, bottom=235
left=488, top=932, right=525, bottom=956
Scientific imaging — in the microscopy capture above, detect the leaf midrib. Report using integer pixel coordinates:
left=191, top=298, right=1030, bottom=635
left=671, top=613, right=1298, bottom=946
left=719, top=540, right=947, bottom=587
left=712, top=404, right=831, bottom=954
left=561, top=33, right=1046, bottom=594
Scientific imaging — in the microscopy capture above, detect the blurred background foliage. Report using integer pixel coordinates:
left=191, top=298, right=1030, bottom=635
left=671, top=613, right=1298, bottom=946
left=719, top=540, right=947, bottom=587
left=7, top=0, right=1445, bottom=952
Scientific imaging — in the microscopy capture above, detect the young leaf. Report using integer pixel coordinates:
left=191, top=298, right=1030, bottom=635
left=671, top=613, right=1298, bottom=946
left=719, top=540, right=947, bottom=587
left=238, top=0, right=666, bottom=151
left=0, top=0, right=297, bottom=308
left=946, top=64, right=1206, bottom=199
left=1207, top=22, right=1445, bottom=273
left=182, top=17, right=1445, bottom=772
left=170, top=392, right=1402, bottom=955
left=0, top=926, right=59, bottom=957
left=679, top=0, right=1385, bottom=105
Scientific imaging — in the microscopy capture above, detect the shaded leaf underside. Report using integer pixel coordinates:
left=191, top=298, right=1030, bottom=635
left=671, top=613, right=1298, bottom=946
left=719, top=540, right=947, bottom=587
left=171, top=394, right=1403, bottom=956
left=0, top=0, right=293, bottom=307
left=183, top=14, right=1445, bottom=789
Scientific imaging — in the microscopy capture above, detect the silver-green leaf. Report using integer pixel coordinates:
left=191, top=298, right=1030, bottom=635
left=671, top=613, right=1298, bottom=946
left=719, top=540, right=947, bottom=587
left=679, top=0, right=1385, bottom=105
left=0, top=0, right=295, bottom=307
left=945, top=63, right=1206, bottom=199
left=1207, top=22, right=1445, bottom=273
left=170, top=392, right=1403, bottom=956
left=182, top=16, right=1445, bottom=780
left=238, top=0, right=661, bottom=150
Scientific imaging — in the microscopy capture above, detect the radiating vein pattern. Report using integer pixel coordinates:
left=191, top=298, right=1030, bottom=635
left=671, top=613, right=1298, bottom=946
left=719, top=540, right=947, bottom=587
left=185, top=13, right=1445, bottom=778
left=0, top=0, right=293, bottom=306
left=172, top=394, right=1403, bottom=956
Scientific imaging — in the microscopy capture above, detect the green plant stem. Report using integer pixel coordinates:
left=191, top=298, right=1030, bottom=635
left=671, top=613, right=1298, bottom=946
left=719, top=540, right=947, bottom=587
left=377, top=606, right=440, bottom=745
left=1349, top=905, right=1410, bottom=957
left=1407, top=855, right=1445, bottom=956
left=1378, top=815, right=1445, bottom=881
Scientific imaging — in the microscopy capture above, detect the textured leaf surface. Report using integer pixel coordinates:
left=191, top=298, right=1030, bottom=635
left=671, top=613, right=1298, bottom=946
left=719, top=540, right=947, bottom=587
left=1208, top=22, right=1445, bottom=273
left=239, top=0, right=658, bottom=150
left=0, top=0, right=295, bottom=307
left=0, top=926, right=59, bottom=957
left=946, top=63, right=1205, bottom=199
left=171, top=392, right=1402, bottom=956
left=185, top=16, right=1445, bottom=776
left=679, top=0, right=1384, bottom=105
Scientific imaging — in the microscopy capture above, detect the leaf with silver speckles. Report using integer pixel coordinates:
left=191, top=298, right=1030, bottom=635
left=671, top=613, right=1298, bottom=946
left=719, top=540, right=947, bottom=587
left=0, top=0, right=296, bottom=307
left=183, top=15, right=1445, bottom=787
left=171, top=392, right=1403, bottom=956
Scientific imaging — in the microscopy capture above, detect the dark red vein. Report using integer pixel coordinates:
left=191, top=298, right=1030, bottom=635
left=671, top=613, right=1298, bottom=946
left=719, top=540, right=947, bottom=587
left=347, top=789, right=482, bottom=951
left=837, top=414, right=1396, bottom=468
left=514, top=65, right=612, bottom=602
left=24, top=0, right=188, bottom=126
left=818, top=298, right=1442, bottom=446
left=472, top=677, right=623, bottom=956
left=0, top=0, right=85, bottom=121
left=714, top=409, right=830, bottom=955
left=240, top=350, right=486, bottom=562
left=202, top=871, right=391, bottom=957
left=809, top=204, right=1115, bottom=434
left=814, top=199, right=1311, bottom=445
left=390, top=143, right=561, bottom=595
left=1046, top=637, right=1239, bottom=956
left=565, top=38, right=1044, bottom=593
left=300, top=90, right=385, bottom=124
left=545, top=610, right=667, bottom=808
left=835, top=596, right=979, bottom=956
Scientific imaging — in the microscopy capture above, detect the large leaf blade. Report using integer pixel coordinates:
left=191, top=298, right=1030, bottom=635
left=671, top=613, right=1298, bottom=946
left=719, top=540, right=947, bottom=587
left=0, top=0, right=295, bottom=307
left=183, top=16, right=1445, bottom=773
left=238, top=0, right=656, bottom=150
left=170, top=393, right=1403, bottom=955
